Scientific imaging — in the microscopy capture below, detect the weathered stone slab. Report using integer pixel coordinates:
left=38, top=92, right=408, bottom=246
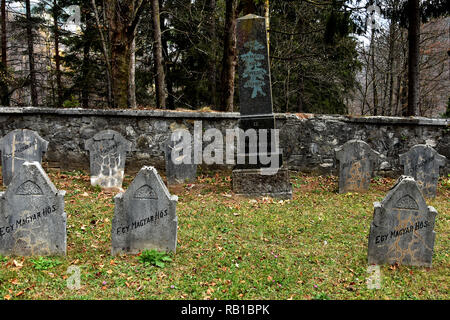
left=111, top=166, right=178, bottom=254
left=335, top=140, right=380, bottom=193
left=0, top=129, right=48, bottom=186
left=232, top=168, right=292, bottom=200
left=164, top=135, right=197, bottom=185
left=0, top=161, right=66, bottom=256
left=368, top=176, right=437, bottom=267
left=399, top=144, right=446, bottom=198
left=232, top=14, right=290, bottom=199
left=236, top=14, right=273, bottom=117
left=85, top=130, right=132, bottom=189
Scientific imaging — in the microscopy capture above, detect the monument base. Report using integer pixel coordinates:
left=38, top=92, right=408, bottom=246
left=232, top=168, right=292, bottom=200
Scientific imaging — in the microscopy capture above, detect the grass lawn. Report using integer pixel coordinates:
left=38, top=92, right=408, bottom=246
left=0, top=168, right=448, bottom=300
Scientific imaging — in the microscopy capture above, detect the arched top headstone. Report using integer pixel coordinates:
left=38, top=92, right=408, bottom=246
left=0, top=129, right=48, bottom=186
left=335, top=140, right=381, bottom=193
left=84, top=129, right=132, bottom=154
left=84, top=130, right=132, bottom=189
left=399, top=144, right=446, bottom=198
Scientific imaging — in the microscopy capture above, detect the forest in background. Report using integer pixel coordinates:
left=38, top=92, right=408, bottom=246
left=0, top=0, right=448, bottom=117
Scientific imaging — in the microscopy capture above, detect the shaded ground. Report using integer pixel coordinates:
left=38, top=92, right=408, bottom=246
left=0, top=168, right=448, bottom=300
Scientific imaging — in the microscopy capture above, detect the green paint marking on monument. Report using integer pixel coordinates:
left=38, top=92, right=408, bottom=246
left=241, top=40, right=267, bottom=99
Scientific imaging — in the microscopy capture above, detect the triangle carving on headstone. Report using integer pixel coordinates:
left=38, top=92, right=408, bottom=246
left=394, top=195, right=419, bottom=210
left=15, top=180, right=43, bottom=195
left=133, top=185, right=157, bottom=200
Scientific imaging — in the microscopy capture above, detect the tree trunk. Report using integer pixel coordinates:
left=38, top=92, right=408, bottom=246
left=53, top=0, right=62, bottom=107
left=91, top=0, right=112, bottom=106
left=406, top=0, right=420, bottom=116
left=207, top=0, right=217, bottom=108
left=25, top=0, right=38, bottom=106
left=1, top=0, right=9, bottom=106
left=81, top=38, right=91, bottom=108
left=129, top=37, right=136, bottom=108
left=297, top=69, right=304, bottom=113
left=160, top=0, right=174, bottom=110
left=220, top=0, right=238, bottom=112
left=370, top=30, right=378, bottom=115
left=386, top=22, right=396, bottom=116
left=106, top=1, right=132, bottom=108
left=152, top=0, right=166, bottom=109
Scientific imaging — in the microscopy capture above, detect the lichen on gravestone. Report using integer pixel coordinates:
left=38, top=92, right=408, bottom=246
left=399, top=144, right=446, bottom=198
left=368, top=176, right=437, bottom=267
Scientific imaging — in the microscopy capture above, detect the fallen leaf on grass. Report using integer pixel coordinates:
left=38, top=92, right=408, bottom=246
left=13, top=260, right=23, bottom=268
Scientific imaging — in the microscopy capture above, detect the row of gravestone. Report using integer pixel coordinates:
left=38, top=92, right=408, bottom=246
left=0, top=161, right=439, bottom=268
left=0, top=161, right=177, bottom=256
left=335, top=139, right=446, bottom=198
left=0, top=129, right=446, bottom=198
left=0, top=129, right=196, bottom=189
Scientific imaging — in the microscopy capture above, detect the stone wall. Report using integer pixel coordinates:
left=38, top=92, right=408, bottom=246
left=0, top=107, right=448, bottom=176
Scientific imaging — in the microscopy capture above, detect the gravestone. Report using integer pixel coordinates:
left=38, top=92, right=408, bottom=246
left=85, top=130, right=132, bottom=189
left=399, top=144, right=446, bottom=198
left=164, top=134, right=197, bottom=185
left=232, top=14, right=292, bottom=199
left=368, top=176, right=437, bottom=267
left=111, top=166, right=178, bottom=255
left=0, top=161, right=66, bottom=256
left=0, top=129, right=48, bottom=186
left=335, top=140, right=380, bottom=193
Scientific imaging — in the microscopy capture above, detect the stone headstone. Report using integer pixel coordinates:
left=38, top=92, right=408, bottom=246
left=111, top=166, right=178, bottom=255
left=0, top=129, right=48, bottom=186
left=335, top=140, right=380, bottom=193
left=399, top=144, right=446, bottom=198
left=368, top=176, right=437, bottom=267
left=85, top=130, right=132, bottom=189
left=232, top=14, right=291, bottom=199
left=0, top=161, right=66, bottom=256
left=164, top=135, right=197, bottom=185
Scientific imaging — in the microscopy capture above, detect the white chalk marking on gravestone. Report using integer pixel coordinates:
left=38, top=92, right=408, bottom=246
left=84, top=130, right=132, bottom=189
